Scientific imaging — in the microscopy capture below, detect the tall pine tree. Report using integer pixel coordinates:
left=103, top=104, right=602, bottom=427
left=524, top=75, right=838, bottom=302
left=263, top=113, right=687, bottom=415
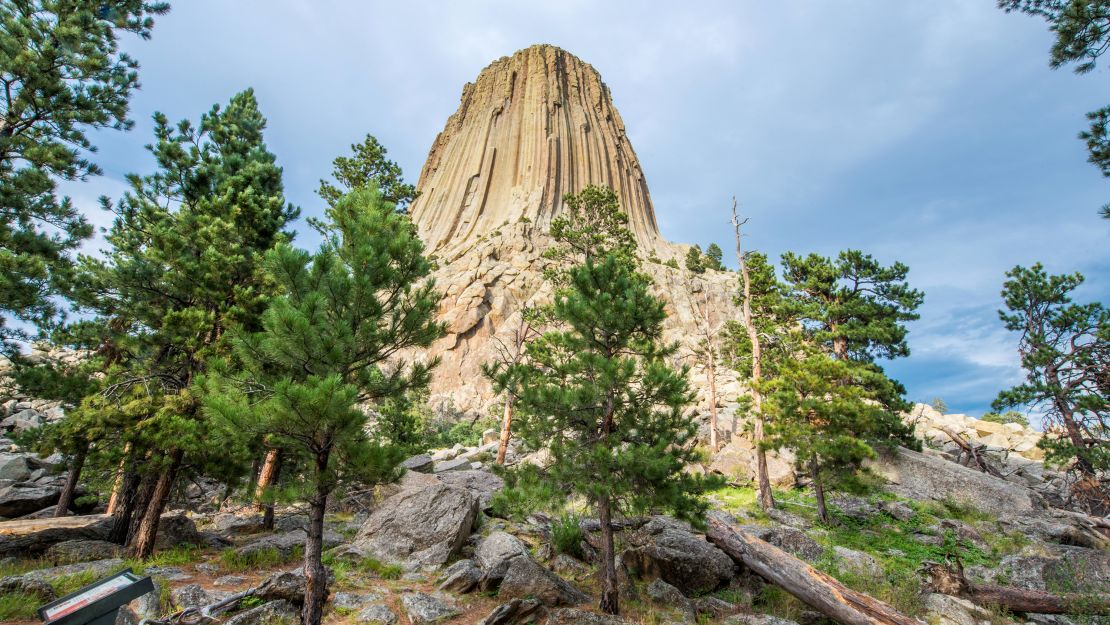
left=0, top=0, right=168, bottom=348
left=74, top=89, right=298, bottom=556
left=204, top=187, right=443, bottom=625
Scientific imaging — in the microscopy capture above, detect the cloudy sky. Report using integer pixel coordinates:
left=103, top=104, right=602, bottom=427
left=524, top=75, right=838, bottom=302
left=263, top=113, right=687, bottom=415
left=61, top=1, right=1109, bottom=423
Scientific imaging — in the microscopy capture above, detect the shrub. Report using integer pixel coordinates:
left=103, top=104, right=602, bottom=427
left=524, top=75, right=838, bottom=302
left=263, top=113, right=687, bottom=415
left=0, top=592, right=40, bottom=621
left=551, top=513, right=584, bottom=558
left=980, top=410, right=1030, bottom=427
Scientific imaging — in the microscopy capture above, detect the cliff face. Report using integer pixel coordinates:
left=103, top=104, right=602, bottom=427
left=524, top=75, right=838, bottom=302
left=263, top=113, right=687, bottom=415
left=409, top=45, right=735, bottom=415
left=410, top=44, right=665, bottom=256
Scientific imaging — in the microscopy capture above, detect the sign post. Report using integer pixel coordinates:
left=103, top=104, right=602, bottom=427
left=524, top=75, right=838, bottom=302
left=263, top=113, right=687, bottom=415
left=37, top=569, right=155, bottom=625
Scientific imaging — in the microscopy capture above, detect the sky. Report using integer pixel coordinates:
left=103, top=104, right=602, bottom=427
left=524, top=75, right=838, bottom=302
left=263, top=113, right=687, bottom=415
left=57, top=1, right=1110, bottom=424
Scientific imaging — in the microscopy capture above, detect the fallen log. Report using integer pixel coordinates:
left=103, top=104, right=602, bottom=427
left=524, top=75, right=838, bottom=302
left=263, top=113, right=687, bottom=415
left=922, top=561, right=1110, bottom=615
left=705, top=513, right=924, bottom=625
left=939, top=426, right=1003, bottom=478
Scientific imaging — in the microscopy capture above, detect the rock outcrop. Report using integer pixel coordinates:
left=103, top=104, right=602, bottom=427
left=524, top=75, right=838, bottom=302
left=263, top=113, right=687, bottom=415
left=408, top=44, right=737, bottom=414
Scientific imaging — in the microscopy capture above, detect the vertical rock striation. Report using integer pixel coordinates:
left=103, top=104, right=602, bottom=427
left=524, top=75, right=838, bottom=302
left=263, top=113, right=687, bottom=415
left=407, top=45, right=736, bottom=415
left=410, top=44, right=664, bottom=256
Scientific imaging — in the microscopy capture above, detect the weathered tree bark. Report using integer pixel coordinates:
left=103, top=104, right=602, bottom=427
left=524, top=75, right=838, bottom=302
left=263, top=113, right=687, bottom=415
left=810, top=455, right=829, bottom=524
left=119, top=470, right=156, bottom=546
left=54, top=443, right=88, bottom=518
left=496, top=396, right=514, bottom=465
left=261, top=452, right=282, bottom=532
left=732, top=199, right=774, bottom=510
left=922, top=561, right=1110, bottom=615
left=597, top=491, right=619, bottom=615
left=302, top=449, right=332, bottom=625
left=130, top=449, right=183, bottom=558
left=255, top=448, right=281, bottom=510
left=105, top=446, right=131, bottom=515
left=707, top=515, right=924, bottom=625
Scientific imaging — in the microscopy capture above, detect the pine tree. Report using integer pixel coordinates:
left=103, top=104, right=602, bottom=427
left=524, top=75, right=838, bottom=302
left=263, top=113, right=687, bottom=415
left=761, top=350, right=911, bottom=523
left=317, top=133, right=417, bottom=210
left=993, top=263, right=1108, bottom=514
left=0, top=1, right=168, bottom=348
left=74, top=89, right=298, bottom=557
left=780, top=250, right=924, bottom=363
left=493, top=190, right=717, bottom=615
left=1000, top=0, right=1110, bottom=218
left=685, top=244, right=706, bottom=273
left=704, top=242, right=725, bottom=271
left=204, top=187, right=443, bottom=625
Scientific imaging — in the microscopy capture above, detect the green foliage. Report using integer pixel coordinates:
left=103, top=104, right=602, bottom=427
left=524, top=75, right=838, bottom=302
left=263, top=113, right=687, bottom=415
left=1001, top=0, right=1110, bottom=217
left=0, top=0, right=168, bottom=346
left=685, top=245, right=705, bottom=274
left=355, top=556, right=403, bottom=580
left=205, top=187, right=444, bottom=506
left=780, top=249, right=924, bottom=363
left=0, top=591, right=40, bottom=621
left=664, top=258, right=679, bottom=269
left=317, top=134, right=417, bottom=211
left=551, top=513, right=585, bottom=558
left=980, top=410, right=1030, bottom=427
left=704, top=243, right=725, bottom=271
left=544, top=185, right=637, bottom=273
left=993, top=264, right=1108, bottom=511
left=929, top=396, right=949, bottom=414
left=762, top=351, right=915, bottom=520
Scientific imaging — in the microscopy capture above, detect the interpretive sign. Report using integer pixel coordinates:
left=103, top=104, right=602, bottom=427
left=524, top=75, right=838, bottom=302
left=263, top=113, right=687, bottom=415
left=38, top=569, right=155, bottom=625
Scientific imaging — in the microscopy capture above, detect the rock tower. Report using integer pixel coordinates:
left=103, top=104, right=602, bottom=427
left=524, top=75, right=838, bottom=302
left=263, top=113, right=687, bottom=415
left=409, top=45, right=735, bottom=415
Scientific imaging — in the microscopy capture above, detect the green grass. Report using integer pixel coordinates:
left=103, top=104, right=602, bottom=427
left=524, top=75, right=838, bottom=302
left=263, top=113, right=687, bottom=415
left=356, top=556, right=402, bottom=580
left=0, top=592, right=41, bottom=621
left=551, top=513, right=585, bottom=559
left=0, top=558, right=52, bottom=578
left=218, top=545, right=301, bottom=572
left=50, top=566, right=129, bottom=596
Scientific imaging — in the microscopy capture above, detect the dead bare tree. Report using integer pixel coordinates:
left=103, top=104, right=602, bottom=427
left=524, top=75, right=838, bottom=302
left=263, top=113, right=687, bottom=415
left=683, top=277, right=727, bottom=451
left=732, top=198, right=774, bottom=510
left=489, top=307, right=542, bottom=465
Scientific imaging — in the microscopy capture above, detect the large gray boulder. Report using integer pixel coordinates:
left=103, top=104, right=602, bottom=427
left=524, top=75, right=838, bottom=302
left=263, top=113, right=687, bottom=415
left=0, top=514, right=114, bottom=556
left=45, top=539, right=123, bottom=563
left=353, top=483, right=477, bottom=569
left=0, top=483, right=60, bottom=517
left=400, top=592, right=459, bottom=625
left=475, top=530, right=529, bottom=588
left=972, top=545, right=1110, bottom=593
left=546, top=609, right=629, bottom=625
left=498, top=555, right=588, bottom=607
left=0, top=453, right=31, bottom=481
left=476, top=599, right=544, bottom=625
left=223, top=600, right=298, bottom=625
left=437, top=470, right=504, bottom=510
left=620, top=516, right=735, bottom=595
left=868, top=447, right=1039, bottom=519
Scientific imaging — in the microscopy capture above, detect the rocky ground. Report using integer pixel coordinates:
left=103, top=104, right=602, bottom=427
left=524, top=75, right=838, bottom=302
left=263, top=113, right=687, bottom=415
left=0, top=370, right=1107, bottom=625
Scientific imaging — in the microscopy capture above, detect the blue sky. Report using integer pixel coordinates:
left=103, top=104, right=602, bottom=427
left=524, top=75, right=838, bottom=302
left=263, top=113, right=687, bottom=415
left=59, top=1, right=1109, bottom=422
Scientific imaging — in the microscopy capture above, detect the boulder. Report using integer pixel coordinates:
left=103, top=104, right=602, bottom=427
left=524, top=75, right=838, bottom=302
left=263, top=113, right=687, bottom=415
left=437, top=470, right=504, bottom=510
left=475, top=530, right=528, bottom=586
left=170, top=584, right=226, bottom=610
left=832, top=546, right=881, bottom=577
left=620, top=516, right=735, bottom=595
left=353, top=483, right=477, bottom=569
left=499, top=555, right=588, bottom=607
left=741, top=525, right=824, bottom=561
left=45, top=539, right=123, bottom=563
left=923, top=593, right=991, bottom=625
left=332, top=591, right=384, bottom=611
left=1, top=409, right=44, bottom=432
left=868, top=447, right=1038, bottom=519
left=400, top=592, right=459, bottom=625
left=0, top=514, right=114, bottom=556
left=0, top=575, right=55, bottom=601
left=975, top=546, right=1110, bottom=593
left=223, top=600, right=298, bottom=625
left=0, top=483, right=59, bottom=517
left=400, top=454, right=434, bottom=473
left=476, top=599, right=544, bottom=625
left=23, top=558, right=125, bottom=583
left=257, top=569, right=310, bottom=605
left=355, top=604, right=397, bottom=625
left=437, top=559, right=482, bottom=593
left=724, top=615, right=800, bottom=625
left=0, top=454, right=31, bottom=481
left=432, top=457, right=471, bottom=473
left=546, top=608, right=629, bottom=625
left=153, top=513, right=203, bottom=550
left=236, top=528, right=341, bottom=560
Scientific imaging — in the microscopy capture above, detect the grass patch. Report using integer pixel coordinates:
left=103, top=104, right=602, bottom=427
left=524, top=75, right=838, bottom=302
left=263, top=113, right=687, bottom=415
left=0, top=558, right=52, bottom=578
left=51, top=567, right=128, bottom=596
left=0, top=592, right=41, bottom=621
left=356, top=557, right=402, bottom=580
left=219, top=546, right=301, bottom=572
left=551, top=513, right=585, bottom=559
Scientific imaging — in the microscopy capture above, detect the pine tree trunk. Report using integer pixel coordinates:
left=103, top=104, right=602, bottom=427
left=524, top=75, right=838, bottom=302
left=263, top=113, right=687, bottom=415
left=302, top=450, right=331, bottom=625
left=105, top=444, right=131, bottom=515
left=54, top=443, right=88, bottom=518
left=597, top=492, right=619, bottom=615
left=123, top=470, right=158, bottom=547
left=130, top=449, right=183, bottom=559
left=810, top=455, right=828, bottom=524
left=261, top=453, right=283, bottom=531
left=255, top=448, right=281, bottom=511
left=496, top=397, right=513, bottom=465
left=108, top=469, right=140, bottom=545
